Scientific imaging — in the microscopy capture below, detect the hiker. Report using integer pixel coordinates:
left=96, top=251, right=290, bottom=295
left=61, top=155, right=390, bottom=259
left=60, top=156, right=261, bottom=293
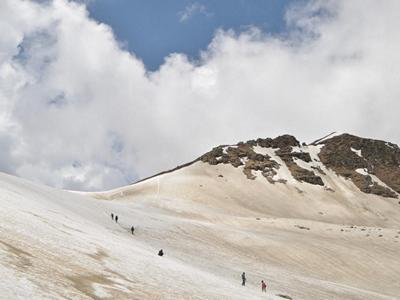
left=115, top=215, right=118, bottom=223
left=158, top=249, right=164, bottom=256
left=111, top=213, right=114, bottom=221
left=241, top=272, right=246, bottom=286
left=131, top=226, right=135, bottom=235
left=261, top=280, right=267, bottom=293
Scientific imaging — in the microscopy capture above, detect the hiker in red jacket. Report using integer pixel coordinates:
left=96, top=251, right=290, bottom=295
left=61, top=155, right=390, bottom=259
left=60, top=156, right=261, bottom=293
left=261, top=280, right=267, bottom=293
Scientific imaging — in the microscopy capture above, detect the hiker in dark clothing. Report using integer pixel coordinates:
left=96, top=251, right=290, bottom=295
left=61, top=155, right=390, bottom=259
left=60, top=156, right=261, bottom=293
left=115, top=215, right=118, bottom=223
left=241, top=272, right=246, bottom=286
left=158, top=249, right=164, bottom=256
left=131, top=226, right=135, bottom=235
left=111, top=213, right=114, bottom=221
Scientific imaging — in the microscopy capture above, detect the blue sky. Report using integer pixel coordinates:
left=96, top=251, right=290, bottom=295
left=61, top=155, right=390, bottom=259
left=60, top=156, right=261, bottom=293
left=88, top=0, right=295, bottom=70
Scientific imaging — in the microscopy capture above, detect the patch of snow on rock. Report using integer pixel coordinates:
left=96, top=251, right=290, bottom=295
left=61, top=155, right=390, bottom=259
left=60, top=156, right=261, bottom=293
left=356, top=168, right=398, bottom=194
left=313, top=132, right=344, bottom=145
left=293, top=157, right=313, bottom=171
left=262, top=148, right=297, bottom=184
left=355, top=168, right=369, bottom=176
left=351, top=148, right=362, bottom=157
left=385, top=142, right=395, bottom=149
left=252, top=146, right=269, bottom=156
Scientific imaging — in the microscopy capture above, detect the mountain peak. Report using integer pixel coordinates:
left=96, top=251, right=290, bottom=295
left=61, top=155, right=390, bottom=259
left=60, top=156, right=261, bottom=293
left=198, top=133, right=400, bottom=199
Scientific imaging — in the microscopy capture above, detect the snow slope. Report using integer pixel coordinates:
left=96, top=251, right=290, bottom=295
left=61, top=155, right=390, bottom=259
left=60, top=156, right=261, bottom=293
left=1, top=157, right=400, bottom=299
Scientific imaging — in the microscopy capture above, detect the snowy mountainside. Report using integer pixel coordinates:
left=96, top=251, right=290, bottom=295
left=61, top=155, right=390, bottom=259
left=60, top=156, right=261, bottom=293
left=97, top=133, right=400, bottom=226
left=1, top=133, right=400, bottom=299
left=1, top=172, right=273, bottom=299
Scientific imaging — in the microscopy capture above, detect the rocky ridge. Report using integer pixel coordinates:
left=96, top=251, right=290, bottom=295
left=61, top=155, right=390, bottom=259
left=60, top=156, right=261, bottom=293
left=317, top=133, right=400, bottom=198
left=199, top=133, right=400, bottom=199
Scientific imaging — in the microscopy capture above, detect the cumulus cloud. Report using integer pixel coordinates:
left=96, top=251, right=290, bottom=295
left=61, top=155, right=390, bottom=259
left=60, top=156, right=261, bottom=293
left=178, top=2, right=211, bottom=23
left=0, top=0, right=399, bottom=191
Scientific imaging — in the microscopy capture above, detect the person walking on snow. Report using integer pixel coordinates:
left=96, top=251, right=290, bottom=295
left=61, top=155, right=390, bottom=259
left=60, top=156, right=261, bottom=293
left=111, top=213, right=114, bottom=221
left=131, top=226, right=135, bottom=235
left=261, top=280, right=267, bottom=293
left=241, top=272, right=246, bottom=286
left=115, top=215, right=118, bottom=223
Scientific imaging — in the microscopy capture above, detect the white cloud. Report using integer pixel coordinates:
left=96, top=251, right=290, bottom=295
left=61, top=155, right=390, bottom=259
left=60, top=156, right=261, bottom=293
left=0, top=0, right=399, bottom=191
left=178, top=2, right=211, bottom=23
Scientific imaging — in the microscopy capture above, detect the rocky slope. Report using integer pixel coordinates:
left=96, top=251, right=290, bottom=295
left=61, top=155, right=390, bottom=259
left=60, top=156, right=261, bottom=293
left=199, top=133, right=400, bottom=199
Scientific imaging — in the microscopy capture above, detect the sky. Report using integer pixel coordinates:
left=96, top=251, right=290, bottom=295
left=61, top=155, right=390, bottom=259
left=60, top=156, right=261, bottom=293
left=0, top=0, right=400, bottom=191
left=87, top=0, right=293, bottom=70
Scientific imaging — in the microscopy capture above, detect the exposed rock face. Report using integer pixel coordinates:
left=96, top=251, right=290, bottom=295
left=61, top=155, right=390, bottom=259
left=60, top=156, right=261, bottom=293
left=317, top=134, right=400, bottom=198
left=200, top=135, right=323, bottom=185
left=199, top=133, right=400, bottom=199
left=255, top=135, right=300, bottom=149
left=276, top=148, right=324, bottom=186
left=200, top=142, right=280, bottom=182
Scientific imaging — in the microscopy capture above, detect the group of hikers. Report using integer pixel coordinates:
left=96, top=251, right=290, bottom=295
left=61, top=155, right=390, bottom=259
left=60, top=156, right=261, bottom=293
left=110, top=212, right=163, bottom=256
left=110, top=213, right=267, bottom=293
left=242, top=272, right=268, bottom=293
left=111, top=213, right=118, bottom=223
left=111, top=212, right=135, bottom=235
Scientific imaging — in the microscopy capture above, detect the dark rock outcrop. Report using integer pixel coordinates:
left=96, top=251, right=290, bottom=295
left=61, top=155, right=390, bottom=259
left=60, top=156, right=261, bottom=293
left=318, top=134, right=399, bottom=198
left=200, top=140, right=280, bottom=182
left=200, top=135, right=323, bottom=185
